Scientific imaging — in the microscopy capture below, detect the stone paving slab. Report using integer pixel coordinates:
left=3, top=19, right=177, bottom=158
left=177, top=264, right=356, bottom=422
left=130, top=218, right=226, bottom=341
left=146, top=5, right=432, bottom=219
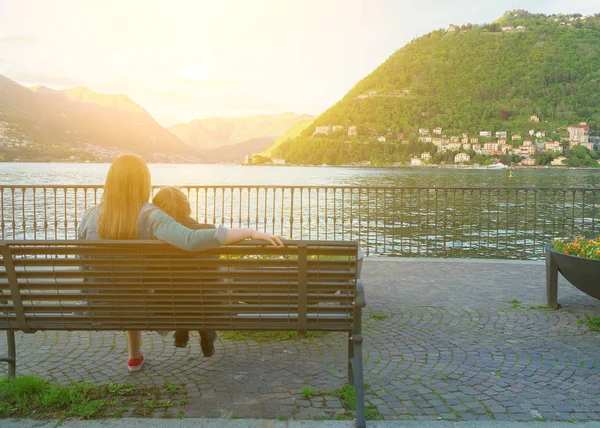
left=2, top=258, right=600, bottom=423
left=4, top=419, right=600, bottom=427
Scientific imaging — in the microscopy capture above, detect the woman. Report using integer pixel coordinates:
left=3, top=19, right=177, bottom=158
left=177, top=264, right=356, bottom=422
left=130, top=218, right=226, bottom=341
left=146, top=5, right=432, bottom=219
left=78, top=154, right=283, bottom=372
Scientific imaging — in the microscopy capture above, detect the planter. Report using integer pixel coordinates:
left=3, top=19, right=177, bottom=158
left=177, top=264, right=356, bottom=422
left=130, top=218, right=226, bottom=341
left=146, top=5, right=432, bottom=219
left=545, top=242, right=600, bottom=308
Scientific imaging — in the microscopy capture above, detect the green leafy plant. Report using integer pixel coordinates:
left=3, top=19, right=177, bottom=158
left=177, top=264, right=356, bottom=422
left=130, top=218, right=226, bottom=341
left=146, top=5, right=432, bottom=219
left=300, top=387, right=315, bottom=399
left=588, top=317, right=600, bottom=331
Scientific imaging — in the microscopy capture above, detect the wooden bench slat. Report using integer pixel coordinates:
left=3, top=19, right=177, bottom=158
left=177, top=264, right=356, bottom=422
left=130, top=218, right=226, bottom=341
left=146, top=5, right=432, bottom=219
left=11, top=258, right=358, bottom=269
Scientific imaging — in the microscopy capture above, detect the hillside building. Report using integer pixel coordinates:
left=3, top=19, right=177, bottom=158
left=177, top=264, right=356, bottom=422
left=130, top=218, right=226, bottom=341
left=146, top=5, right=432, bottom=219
left=348, top=126, right=357, bottom=137
left=551, top=156, right=567, bottom=166
left=568, top=123, right=589, bottom=143
left=544, top=142, right=562, bottom=153
left=454, top=153, right=470, bottom=163
left=314, top=126, right=331, bottom=135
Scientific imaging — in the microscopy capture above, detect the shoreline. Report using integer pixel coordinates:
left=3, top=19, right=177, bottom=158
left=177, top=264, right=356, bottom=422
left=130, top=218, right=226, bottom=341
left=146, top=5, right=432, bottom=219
left=0, top=160, right=598, bottom=170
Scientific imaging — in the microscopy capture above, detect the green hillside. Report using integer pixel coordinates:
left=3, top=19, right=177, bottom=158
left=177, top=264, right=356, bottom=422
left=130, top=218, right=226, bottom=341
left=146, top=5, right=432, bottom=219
left=262, top=119, right=313, bottom=156
left=275, top=11, right=600, bottom=165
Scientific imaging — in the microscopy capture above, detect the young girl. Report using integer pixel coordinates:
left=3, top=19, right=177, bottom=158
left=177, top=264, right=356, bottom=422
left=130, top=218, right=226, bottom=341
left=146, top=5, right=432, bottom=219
left=78, top=155, right=283, bottom=372
left=152, top=186, right=217, bottom=356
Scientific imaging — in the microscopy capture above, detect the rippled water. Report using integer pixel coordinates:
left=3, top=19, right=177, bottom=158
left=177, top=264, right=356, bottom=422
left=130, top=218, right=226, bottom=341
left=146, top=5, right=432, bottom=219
left=1, top=163, right=599, bottom=259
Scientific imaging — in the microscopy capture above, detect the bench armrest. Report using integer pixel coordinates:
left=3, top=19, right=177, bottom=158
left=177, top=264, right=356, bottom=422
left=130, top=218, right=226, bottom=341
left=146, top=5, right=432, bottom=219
left=357, top=249, right=364, bottom=279
left=355, top=279, right=366, bottom=308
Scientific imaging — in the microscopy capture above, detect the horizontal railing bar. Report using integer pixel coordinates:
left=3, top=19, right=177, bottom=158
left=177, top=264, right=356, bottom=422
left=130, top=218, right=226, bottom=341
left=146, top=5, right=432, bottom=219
left=1, top=184, right=600, bottom=191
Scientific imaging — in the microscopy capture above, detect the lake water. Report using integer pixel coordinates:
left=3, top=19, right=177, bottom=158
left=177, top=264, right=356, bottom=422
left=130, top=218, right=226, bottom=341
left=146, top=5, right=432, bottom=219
left=2, top=162, right=600, bottom=187
left=1, top=163, right=599, bottom=259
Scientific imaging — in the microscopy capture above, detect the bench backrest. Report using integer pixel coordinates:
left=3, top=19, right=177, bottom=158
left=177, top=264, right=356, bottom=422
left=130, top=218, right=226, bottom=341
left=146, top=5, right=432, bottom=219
left=0, top=240, right=361, bottom=333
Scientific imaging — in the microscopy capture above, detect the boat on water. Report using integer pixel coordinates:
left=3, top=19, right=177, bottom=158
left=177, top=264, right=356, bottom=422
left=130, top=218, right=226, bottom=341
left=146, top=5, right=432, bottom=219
left=487, top=162, right=508, bottom=170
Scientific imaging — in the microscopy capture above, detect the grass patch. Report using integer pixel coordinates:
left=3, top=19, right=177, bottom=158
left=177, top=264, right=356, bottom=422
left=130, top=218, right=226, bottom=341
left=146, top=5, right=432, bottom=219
left=494, top=371, right=502, bottom=377
left=300, top=387, right=315, bottom=399
left=143, top=399, right=173, bottom=409
left=220, top=331, right=325, bottom=342
left=0, top=376, right=184, bottom=420
left=578, top=319, right=585, bottom=325
left=370, top=313, right=389, bottom=320
left=325, top=384, right=382, bottom=421
left=507, top=299, right=522, bottom=309
left=329, top=384, right=357, bottom=409
left=164, top=382, right=179, bottom=394
left=0, top=376, right=108, bottom=420
left=588, top=317, right=600, bottom=331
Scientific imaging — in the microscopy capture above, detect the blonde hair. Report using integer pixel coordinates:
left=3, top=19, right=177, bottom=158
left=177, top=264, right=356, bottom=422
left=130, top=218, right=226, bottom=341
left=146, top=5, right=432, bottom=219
left=152, top=186, right=191, bottom=222
left=98, top=154, right=151, bottom=239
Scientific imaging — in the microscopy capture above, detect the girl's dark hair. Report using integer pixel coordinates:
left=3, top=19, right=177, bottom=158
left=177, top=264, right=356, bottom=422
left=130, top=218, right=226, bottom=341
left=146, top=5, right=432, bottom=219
left=152, top=187, right=191, bottom=222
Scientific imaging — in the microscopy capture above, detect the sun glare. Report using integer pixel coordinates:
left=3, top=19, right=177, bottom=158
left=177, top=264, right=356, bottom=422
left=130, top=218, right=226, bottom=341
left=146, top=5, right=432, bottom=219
left=174, top=64, right=213, bottom=82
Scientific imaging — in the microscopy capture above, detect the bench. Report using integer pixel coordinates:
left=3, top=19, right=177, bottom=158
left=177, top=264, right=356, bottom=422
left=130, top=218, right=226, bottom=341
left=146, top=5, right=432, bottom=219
left=0, top=239, right=367, bottom=427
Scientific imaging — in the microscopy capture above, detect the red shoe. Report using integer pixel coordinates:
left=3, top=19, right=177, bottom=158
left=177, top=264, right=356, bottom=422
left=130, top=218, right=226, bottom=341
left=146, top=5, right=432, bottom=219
left=128, top=352, right=145, bottom=372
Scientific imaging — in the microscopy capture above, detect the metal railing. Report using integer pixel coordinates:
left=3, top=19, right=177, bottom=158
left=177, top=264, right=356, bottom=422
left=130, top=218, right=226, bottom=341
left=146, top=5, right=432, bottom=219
left=1, top=185, right=598, bottom=259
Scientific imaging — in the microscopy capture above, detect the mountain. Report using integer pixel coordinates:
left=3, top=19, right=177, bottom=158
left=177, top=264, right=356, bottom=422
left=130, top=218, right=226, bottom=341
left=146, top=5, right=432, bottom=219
left=274, top=11, right=600, bottom=165
left=169, top=113, right=314, bottom=161
left=57, top=87, right=147, bottom=114
left=0, top=75, right=195, bottom=162
left=262, top=119, right=313, bottom=156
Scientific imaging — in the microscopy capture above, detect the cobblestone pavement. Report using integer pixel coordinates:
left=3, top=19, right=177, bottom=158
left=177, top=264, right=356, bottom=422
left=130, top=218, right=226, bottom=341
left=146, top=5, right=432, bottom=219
left=2, top=259, right=600, bottom=422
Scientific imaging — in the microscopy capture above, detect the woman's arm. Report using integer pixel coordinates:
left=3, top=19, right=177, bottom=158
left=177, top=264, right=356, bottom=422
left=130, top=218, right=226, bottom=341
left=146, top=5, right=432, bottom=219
left=149, top=209, right=283, bottom=251
left=220, top=228, right=283, bottom=247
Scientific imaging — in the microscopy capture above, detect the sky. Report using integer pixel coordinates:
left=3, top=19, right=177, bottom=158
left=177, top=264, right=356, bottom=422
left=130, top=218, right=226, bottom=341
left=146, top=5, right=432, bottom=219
left=0, top=0, right=598, bottom=126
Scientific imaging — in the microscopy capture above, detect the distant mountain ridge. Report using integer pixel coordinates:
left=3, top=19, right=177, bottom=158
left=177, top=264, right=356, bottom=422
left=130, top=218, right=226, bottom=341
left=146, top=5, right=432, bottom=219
left=169, top=113, right=314, bottom=161
left=0, top=74, right=193, bottom=162
left=0, top=73, right=314, bottom=163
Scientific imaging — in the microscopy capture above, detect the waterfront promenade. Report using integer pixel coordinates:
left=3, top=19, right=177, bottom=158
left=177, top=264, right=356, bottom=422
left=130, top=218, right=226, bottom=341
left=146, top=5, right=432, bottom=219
left=2, top=258, right=600, bottom=422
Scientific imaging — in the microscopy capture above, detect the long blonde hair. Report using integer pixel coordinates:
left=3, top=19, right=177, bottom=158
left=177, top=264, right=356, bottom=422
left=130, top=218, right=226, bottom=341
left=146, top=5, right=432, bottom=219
left=152, top=186, right=191, bottom=222
left=98, top=154, right=151, bottom=239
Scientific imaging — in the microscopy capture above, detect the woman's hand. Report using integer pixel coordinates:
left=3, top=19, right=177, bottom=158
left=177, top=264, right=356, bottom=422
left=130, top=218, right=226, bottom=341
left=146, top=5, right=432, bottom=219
left=250, top=230, right=285, bottom=247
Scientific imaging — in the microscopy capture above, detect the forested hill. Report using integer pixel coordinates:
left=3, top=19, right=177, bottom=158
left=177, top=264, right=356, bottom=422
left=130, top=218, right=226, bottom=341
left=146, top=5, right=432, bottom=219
left=275, top=11, right=600, bottom=165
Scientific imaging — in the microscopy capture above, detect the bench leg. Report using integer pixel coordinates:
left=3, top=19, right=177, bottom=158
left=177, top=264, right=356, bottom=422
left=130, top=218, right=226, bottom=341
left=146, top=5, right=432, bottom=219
left=352, top=333, right=366, bottom=428
left=1, top=330, right=16, bottom=378
left=347, top=331, right=354, bottom=385
left=546, top=250, right=559, bottom=309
